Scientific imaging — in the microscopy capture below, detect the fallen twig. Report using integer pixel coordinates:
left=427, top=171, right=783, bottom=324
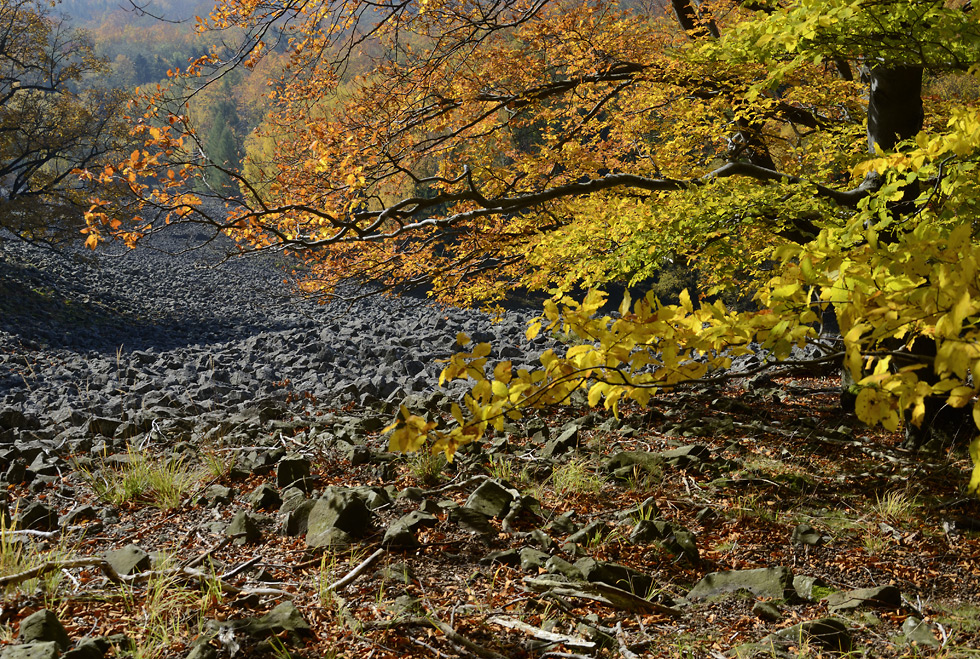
left=488, top=615, right=594, bottom=649
left=322, top=547, right=385, bottom=594
left=524, top=577, right=682, bottom=617
left=615, top=622, right=640, bottom=659
left=424, top=475, right=489, bottom=495
left=428, top=614, right=509, bottom=659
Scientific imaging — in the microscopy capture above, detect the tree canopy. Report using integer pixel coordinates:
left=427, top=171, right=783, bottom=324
left=0, top=0, right=129, bottom=243
left=85, top=0, right=980, bottom=491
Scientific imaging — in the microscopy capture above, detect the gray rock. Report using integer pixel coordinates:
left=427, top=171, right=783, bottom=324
left=276, top=455, right=311, bottom=491
left=659, top=444, right=710, bottom=468
left=574, top=558, right=653, bottom=596
left=772, top=617, right=852, bottom=653
left=61, top=637, right=111, bottom=659
left=449, top=508, right=494, bottom=536
left=222, top=601, right=312, bottom=639
left=790, top=523, right=825, bottom=546
left=183, top=640, right=218, bottom=659
left=61, top=505, right=99, bottom=525
left=17, top=501, right=58, bottom=531
left=282, top=500, right=315, bottom=537
left=249, top=484, right=281, bottom=511
left=226, top=511, right=262, bottom=545
left=565, top=520, right=607, bottom=546
left=351, top=486, right=391, bottom=510
left=105, top=544, right=151, bottom=576
left=539, top=426, right=579, bottom=459
left=0, top=643, right=61, bottom=659
left=379, top=562, right=415, bottom=585
left=605, top=450, right=663, bottom=474
left=279, top=488, right=307, bottom=514
left=519, top=548, right=551, bottom=572
left=305, top=490, right=373, bottom=546
left=792, top=575, right=827, bottom=602
left=824, top=585, right=902, bottom=611
left=688, top=566, right=793, bottom=601
left=545, top=556, right=584, bottom=580
left=200, top=485, right=234, bottom=507
left=546, top=511, right=577, bottom=536
left=463, top=480, right=515, bottom=519
left=481, top=549, right=521, bottom=567
left=18, top=610, right=70, bottom=649
left=752, top=600, right=782, bottom=622
left=85, top=417, right=122, bottom=438
left=901, top=616, right=940, bottom=648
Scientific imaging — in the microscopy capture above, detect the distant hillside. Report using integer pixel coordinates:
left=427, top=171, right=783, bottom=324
left=58, top=0, right=215, bottom=25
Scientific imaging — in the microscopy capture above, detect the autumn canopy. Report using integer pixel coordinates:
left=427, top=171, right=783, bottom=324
left=84, top=0, right=980, bottom=490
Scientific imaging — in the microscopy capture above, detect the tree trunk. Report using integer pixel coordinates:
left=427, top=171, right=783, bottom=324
left=866, top=65, right=924, bottom=153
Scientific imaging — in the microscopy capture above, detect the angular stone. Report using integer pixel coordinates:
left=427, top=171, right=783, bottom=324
left=17, top=502, right=58, bottom=532
left=659, top=444, right=710, bottom=468
left=305, top=490, right=373, bottom=546
left=62, top=505, right=99, bottom=525
left=200, top=485, right=234, bottom=507
left=463, top=480, right=515, bottom=519
left=790, top=523, right=824, bottom=546
left=792, top=575, right=827, bottom=602
left=351, top=486, right=391, bottom=510
left=105, top=544, right=151, bottom=576
left=629, top=519, right=672, bottom=544
left=688, top=566, right=793, bottom=601
left=0, top=643, right=61, bottom=659
left=604, top=451, right=664, bottom=475
left=449, top=507, right=493, bottom=536
left=276, top=455, right=311, bottom=491
left=519, top=548, right=550, bottom=572
left=545, top=556, right=583, bottom=580
left=61, top=637, right=111, bottom=659
left=825, top=585, right=902, bottom=612
left=283, top=500, right=315, bottom=537
left=249, top=484, right=281, bottom=511
left=574, top=558, right=653, bottom=596
left=18, top=610, right=70, bottom=649
left=306, top=526, right=352, bottom=547
left=240, top=602, right=312, bottom=638
left=85, top=417, right=122, bottom=438
left=226, top=511, right=262, bottom=545
left=901, top=616, right=940, bottom=648
left=752, top=600, right=782, bottom=622
left=566, top=520, right=607, bottom=546
left=772, top=618, right=852, bottom=654
left=539, top=426, right=579, bottom=459
left=480, top=549, right=521, bottom=567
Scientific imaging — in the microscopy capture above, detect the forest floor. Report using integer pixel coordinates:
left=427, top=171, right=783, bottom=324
left=2, top=373, right=979, bottom=659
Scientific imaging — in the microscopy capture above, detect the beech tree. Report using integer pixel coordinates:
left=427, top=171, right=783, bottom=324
left=87, top=0, right=980, bottom=491
left=0, top=0, right=129, bottom=243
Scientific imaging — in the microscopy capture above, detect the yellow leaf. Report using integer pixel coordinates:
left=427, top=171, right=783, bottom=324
left=588, top=382, right=606, bottom=407
left=679, top=289, right=693, bottom=313
left=969, top=435, right=980, bottom=496
left=494, top=361, right=513, bottom=384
